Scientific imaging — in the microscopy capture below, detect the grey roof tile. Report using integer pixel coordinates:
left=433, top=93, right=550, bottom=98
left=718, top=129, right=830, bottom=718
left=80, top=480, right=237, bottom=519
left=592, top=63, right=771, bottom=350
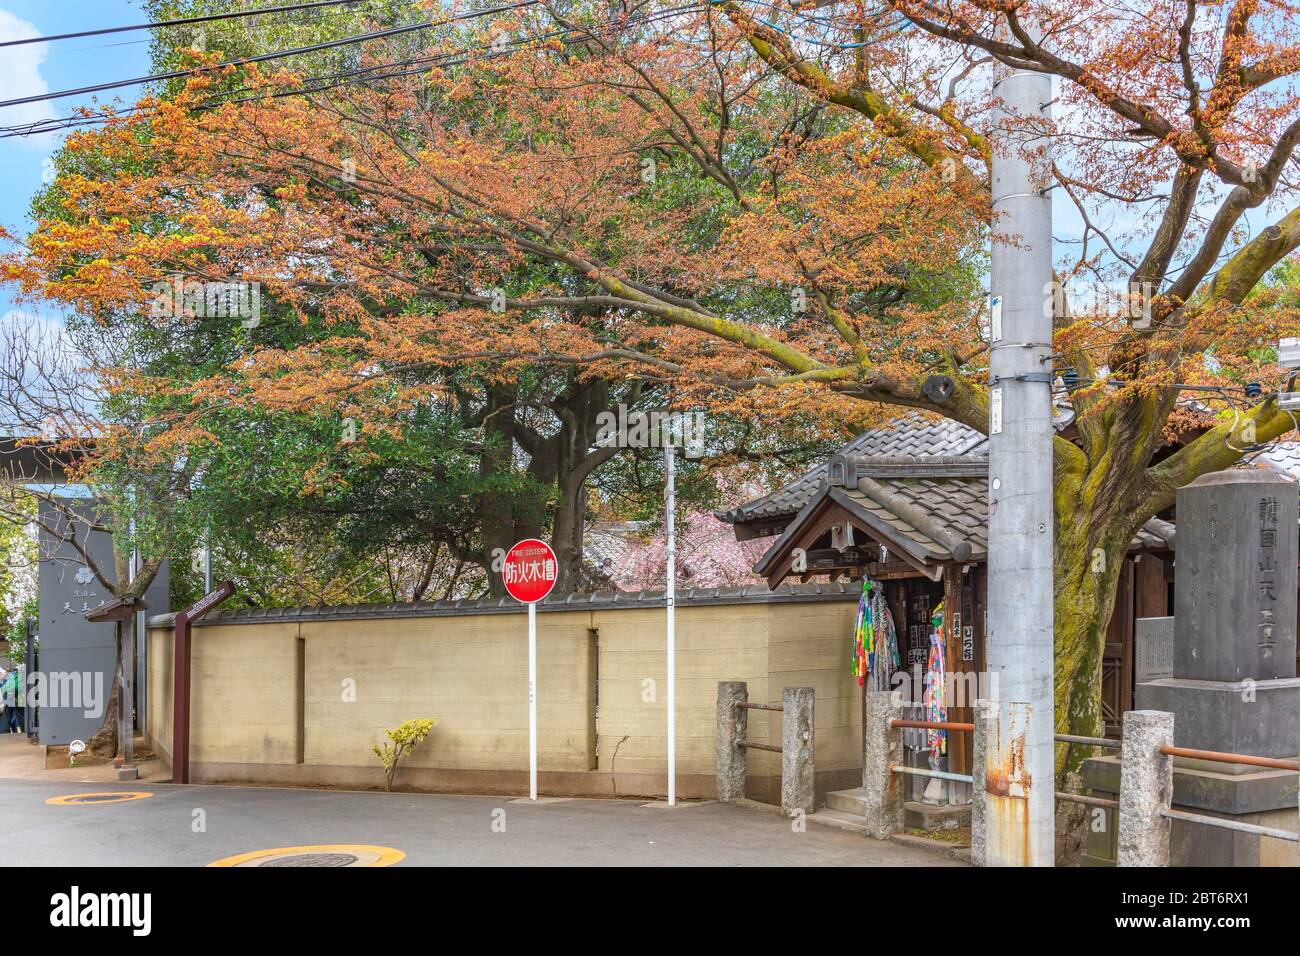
left=716, top=412, right=987, bottom=525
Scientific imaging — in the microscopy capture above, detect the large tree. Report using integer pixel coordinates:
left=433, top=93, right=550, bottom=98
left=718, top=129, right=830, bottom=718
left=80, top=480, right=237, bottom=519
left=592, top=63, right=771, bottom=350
left=0, top=314, right=195, bottom=758
left=6, top=1, right=1298, bottom=765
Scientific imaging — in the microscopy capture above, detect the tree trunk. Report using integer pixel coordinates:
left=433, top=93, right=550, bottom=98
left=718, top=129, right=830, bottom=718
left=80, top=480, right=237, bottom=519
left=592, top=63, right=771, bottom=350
left=87, top=663, right=120, bottom=758
left=479, top=384, right=519, bottom=598
left=550, top=480, right=586, bottom=593
left=84, top=555, right=158, bottom=761
left=1050, top=470, right=1139, bottom=778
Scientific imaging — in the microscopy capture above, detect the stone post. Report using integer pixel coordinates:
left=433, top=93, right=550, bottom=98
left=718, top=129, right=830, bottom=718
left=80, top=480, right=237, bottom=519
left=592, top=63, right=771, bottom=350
left=1117, top=709, right=1174, bottom=867
left=971, top=698, right=992, bottom=866
left=863, top=690, right=905, bottom=839
left=715, top=681, right=747, bottom=803
left=781, top=686, right=815, bottom=817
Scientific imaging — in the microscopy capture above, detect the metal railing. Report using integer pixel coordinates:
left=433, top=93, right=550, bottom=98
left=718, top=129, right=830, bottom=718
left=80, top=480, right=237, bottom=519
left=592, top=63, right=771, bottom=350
left=716, top=682, right=815, bottom=817
left=1161, top=807, right=1300, bottom=843
left=854, top=694, right=1300, bottom=865
left=1159, top=745, right=1300, bottom=773
left=888, top=718, right=974, bottom=784
left=1054, top=732, right=1120, bottom=809
left=1150, top=745, right=1300, bottom=845
left=736, top=699, right=784, bottom=752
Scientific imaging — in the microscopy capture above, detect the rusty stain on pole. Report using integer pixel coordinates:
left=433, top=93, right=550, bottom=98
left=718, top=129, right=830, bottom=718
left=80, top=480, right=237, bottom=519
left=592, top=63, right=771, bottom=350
left=983, top=701, right=1034, bottom=867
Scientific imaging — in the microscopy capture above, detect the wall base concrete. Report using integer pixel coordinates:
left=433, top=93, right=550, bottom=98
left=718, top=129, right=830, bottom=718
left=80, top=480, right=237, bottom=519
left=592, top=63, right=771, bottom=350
left=164, top=758, right=863, bottom=805
left=186, top=761, right=719, bottom=799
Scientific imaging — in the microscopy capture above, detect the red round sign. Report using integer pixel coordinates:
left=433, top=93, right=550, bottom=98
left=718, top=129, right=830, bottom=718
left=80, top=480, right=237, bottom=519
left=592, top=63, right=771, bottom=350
left=502, top=539, right=558, bottom=604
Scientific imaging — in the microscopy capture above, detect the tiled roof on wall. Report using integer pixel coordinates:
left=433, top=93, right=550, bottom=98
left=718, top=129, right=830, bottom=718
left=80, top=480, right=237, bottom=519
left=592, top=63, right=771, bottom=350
left=146, top=581, right=862, bottom=629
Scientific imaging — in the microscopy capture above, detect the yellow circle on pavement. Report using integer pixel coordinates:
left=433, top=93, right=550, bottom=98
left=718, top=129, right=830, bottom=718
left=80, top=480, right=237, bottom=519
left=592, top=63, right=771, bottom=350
left=208, top=844, right=405, bottom=867
left=47, top=791, right=155, bottom=806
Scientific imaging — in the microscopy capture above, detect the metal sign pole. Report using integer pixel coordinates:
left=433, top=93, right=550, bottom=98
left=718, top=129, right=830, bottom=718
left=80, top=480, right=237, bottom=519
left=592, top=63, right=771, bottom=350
left=529, top=599, right=537, bottom=801
left=502, top=538, right=556, bottom=803
left=665, top=444, right=676, bottom=806
left=203, top=527, right=212, bottom=594
left=24, top=618, right=37, bottom=740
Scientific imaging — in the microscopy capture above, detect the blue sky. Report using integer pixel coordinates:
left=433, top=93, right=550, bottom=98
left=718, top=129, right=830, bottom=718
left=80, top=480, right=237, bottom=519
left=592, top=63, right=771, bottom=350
left=0, top=1, right=148, bottom=323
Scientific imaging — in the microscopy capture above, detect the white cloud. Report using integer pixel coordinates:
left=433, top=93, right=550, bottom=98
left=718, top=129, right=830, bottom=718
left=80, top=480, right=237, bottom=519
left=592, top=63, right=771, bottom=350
left=0, top=10, right=59, bottom=150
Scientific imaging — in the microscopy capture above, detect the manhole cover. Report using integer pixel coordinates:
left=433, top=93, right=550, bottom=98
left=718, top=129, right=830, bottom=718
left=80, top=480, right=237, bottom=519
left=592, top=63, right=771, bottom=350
left=47, top=791, right=154, bottom=806
left=208, top=844, right=405, bottom=867
left=262, top=852, right=360, bottom=867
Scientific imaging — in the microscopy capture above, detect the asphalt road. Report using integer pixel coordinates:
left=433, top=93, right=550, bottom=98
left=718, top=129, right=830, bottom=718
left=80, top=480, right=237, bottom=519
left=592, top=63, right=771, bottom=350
left=0, top=777, right=960, bottom=866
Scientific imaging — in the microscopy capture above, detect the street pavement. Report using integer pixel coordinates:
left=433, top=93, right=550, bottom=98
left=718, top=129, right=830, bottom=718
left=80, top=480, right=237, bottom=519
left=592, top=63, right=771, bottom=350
left=0, top=774, right=961, bottom=866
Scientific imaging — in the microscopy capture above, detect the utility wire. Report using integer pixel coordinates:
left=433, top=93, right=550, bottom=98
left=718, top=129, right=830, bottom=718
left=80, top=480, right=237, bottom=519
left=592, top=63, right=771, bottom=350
left=0, top=4, right=705, bottom=140
left=0, top=1, right=543, bottom=111
left=0, top=0, right=371, bottom=48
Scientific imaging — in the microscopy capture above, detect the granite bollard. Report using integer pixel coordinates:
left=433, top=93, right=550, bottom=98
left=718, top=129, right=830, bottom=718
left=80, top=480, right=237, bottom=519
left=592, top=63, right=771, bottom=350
left=863, top=691, right=905, bottom=839
left=781, top=686, right=815, bottom=817
left=971, top=698, right=992, bottom=866
left=715, top=681, right=747, bottom=803
left=1116, top=710, right=1174, bottom=867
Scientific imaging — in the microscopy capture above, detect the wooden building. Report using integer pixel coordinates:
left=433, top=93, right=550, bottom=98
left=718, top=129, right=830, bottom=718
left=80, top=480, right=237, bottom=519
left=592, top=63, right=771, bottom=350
left=716, top=413, right=1176, bottom=747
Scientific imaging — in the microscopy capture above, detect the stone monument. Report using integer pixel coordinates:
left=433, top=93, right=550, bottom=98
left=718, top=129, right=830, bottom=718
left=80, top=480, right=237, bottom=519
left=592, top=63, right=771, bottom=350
left=1084, top=468, right=1300, bottom=866
left=1139, top=469, right=1300, bottom=756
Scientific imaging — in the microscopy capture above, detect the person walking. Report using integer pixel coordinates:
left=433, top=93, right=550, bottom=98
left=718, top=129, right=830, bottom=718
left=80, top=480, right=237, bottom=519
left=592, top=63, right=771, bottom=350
left=1, top=665, right=22, bottom=733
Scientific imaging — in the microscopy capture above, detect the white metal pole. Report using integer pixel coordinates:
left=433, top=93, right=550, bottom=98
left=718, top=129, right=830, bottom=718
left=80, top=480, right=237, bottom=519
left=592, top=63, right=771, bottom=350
left=203, top=526, right=212, bottom=594
left=665, top=445, right=676, bottom=806
left=528, top=599, right=537, bottom=800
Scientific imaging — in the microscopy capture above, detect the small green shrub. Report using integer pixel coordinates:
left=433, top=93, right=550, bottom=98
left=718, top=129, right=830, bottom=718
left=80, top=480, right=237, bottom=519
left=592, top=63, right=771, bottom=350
left=373, top=718, right=437, bottom=791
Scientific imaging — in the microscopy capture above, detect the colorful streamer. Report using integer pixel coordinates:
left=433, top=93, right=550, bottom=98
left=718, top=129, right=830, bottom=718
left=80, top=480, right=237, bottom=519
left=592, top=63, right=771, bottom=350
left=852, top=578, right=900, bottom=688
left=925, top=600, right=947, bottom=769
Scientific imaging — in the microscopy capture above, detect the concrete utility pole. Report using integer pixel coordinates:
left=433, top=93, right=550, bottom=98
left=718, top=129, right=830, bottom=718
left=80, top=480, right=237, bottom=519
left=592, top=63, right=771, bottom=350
left=985, top=54, right=1055, bottom=865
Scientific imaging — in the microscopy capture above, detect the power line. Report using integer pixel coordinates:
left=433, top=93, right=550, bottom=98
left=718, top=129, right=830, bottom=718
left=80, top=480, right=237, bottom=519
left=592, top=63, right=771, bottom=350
left=253, top=4, right=707, bottom=98
left=0, top=5, right=706, bottom=141
left=0, top=0, right=371, bottom=49
left=0, top=1, right=543, bottom=111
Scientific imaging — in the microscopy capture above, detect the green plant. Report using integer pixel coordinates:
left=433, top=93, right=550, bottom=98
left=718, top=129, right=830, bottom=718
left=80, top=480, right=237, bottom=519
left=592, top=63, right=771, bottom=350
left=373, top=718, right=437, bottom=792
left=4, top=599, right=36, bottom=669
